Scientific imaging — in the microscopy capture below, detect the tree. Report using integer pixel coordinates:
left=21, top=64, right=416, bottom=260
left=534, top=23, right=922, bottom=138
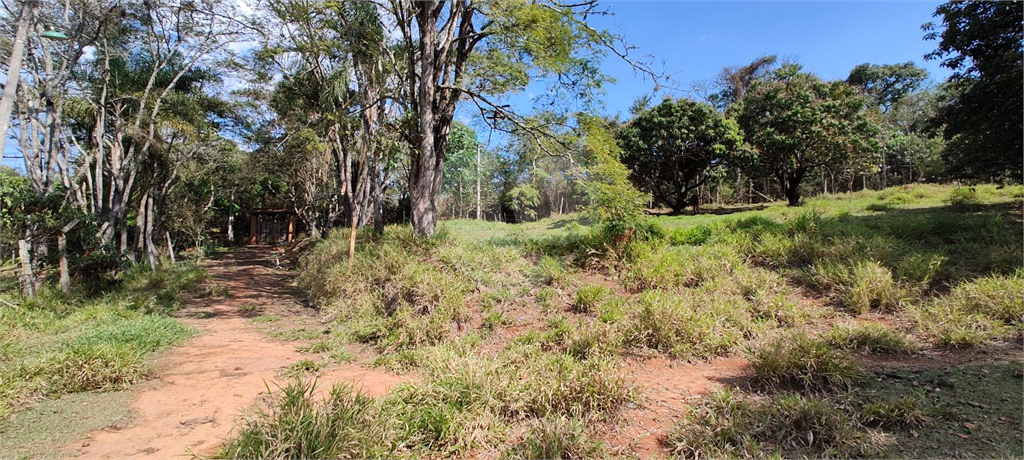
left=617, top=98, right=742, bottom=213
left=924, top=0, right=1023, bottom=181
left=735, top=65, right=880, bottom=206
left=846, top=62, right=929, bottom=111
left=441, top=122, right=480, bottom=219
left=577, top=114, right=649, bottom=240
left=388, top=0, right=654, bottom=236
left=708, top=54, right=779, bottom=109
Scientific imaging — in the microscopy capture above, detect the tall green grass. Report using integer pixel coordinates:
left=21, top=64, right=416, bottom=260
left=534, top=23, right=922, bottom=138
left=1, top=264, right=200, bottom=418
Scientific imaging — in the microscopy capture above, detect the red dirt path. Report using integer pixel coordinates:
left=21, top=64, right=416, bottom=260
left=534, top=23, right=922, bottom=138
left=65, top=249, right=408, bottom=459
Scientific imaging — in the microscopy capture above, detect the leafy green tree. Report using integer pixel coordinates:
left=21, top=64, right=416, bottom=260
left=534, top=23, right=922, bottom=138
left=578, top=115, right=649, bottom=234
left=389, top=0, right=655, bottom=236
left=924, top=0, right=1023, bottom=180
left=617, top=98, right=743, bottom=213
left=441, top=122, right=481, bottom=219
left=507, top=184, right=541, bottom=222
left=735, top=65, right=880, bottom=206
left=846, top=62, right=929, bottom=110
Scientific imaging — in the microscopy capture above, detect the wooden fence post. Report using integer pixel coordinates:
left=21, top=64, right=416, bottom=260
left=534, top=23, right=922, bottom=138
left=59, top=219, right=80, bottom=294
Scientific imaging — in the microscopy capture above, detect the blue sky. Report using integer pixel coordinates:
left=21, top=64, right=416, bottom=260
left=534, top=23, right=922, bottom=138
left=6, top=1, right=953, bottom=168
left=510, top=1, right=951, bottom=120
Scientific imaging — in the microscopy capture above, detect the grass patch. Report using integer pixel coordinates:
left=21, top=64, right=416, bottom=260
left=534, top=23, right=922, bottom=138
left=219, top=379, right=390, bottom=459
left=271, top=327, right=322, bottom=342
left=283, top=359, right=322, bottom=377
left=749, top=333, right=860, bottom=393
left=911, top=272, right=1023, bottom=349
left=296, top=340, right=331, bottom=354
left=571, top=285, right=609, bottom=314
left=826, top=322, right=918, bottom=355
left=622, top=290, right=757, bottom=360
left=506, top=416, right=606, bottom=459
left=665, top=388, right=878, bottom=459
left=0, top=391, right=134, bottom=459
left=250, top=314, right=281, bottom=323
left=1, top=265, right=200, bottom=419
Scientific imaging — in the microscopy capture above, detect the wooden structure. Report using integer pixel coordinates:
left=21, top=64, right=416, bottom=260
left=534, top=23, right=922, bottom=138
left=248, top=209, right=297, bottom=245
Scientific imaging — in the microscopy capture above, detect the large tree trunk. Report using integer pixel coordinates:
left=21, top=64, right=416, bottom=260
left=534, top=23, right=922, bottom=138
left=782, top=168, right=807, bottom=206
left=411, top=1, right=439, bottom=236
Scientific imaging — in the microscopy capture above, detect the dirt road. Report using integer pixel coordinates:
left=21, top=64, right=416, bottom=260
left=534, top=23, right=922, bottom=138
left=67, top=249, right=407, bottom=459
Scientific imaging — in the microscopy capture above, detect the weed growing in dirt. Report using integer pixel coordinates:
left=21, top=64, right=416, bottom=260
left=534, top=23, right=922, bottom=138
left=283, top=359, right=322, bottom=377
left=296, top=340, right=331, bottom=354
left=249, top=314, right=281, bottom=323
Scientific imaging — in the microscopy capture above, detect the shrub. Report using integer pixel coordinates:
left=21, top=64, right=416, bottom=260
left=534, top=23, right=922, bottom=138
left=749, top=333, right=860, bottom=393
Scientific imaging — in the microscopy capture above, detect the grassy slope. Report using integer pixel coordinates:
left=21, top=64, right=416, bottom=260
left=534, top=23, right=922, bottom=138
left=222, top=184, right=1022, bottom=459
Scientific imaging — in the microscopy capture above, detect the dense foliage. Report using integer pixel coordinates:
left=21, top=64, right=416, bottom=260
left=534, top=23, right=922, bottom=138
left=735, top=65, right=881, bottom=206
left=924, top=0, right=1023, bottom=181
left=617, top=99, right=743, bottom=213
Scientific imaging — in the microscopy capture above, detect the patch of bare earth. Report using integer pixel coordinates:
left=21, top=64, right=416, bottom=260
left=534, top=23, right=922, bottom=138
left=606, top=356, right=750, bottom=459
left=65, top=248, right=409, bottom=459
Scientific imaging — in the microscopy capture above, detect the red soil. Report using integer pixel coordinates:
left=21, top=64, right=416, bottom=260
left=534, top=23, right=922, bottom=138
left=65, top=249, right=408, bottom=459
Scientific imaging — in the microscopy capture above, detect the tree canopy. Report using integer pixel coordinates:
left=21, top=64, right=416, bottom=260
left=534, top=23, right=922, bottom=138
left=846, top=62, right=929, bottom=111
left=924, top=0, right=1023, bottom=181
left=617, top=98, right=742, bottom=213
left=735, top=65, right=880, bottom=206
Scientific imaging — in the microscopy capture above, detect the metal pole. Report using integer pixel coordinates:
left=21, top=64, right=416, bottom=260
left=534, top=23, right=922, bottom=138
left=475, top=144, right=481, bottom=220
